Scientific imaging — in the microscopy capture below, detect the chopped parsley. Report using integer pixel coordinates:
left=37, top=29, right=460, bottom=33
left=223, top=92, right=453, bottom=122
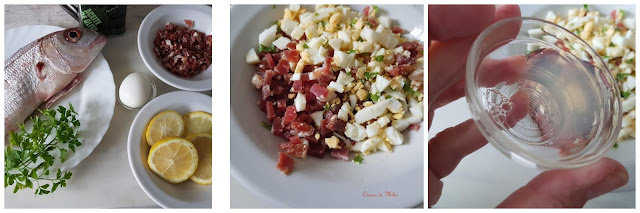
left=320, top=21, right=326, bottom=28
left=369, top=93, right=380, bottom=101
left=615, top=27, right=621, bottom=32
left=346, top=71, right=352, bottom=75
left=625, top=59, right=634, bottom=64
left=363, top=72, right=379, bottom=80
left=323, top=102, right=331, bottom=112
left=261, top=121, right=272, bottom=130
left=620, top=10, right=625, bottom=17
left=372, top=5, right=379, bottom=13
left=603, top=27, right=609, bottom=33
left=303, top=43, right=309, bottom=49
left=609, top=42, right=615, bottom=47
left=603, top=55, right=610, bottom=60
left=613, top=143, right=619, bottom=149
left=385, top=94, right=392, bottom=99
left=351, top=18, right=358, bottom=26
left=347, top=49, right=357, bottom=54
left=314, top=12, right=319, bottom=16
left=353, top=154, right=364, bottom=164
left=374, top=55, right=384, bottom=62
left=621, top=91, right=631, bottom=98
left=272, top=4, right=276, bottom=9
left=403, top=79, right=422, bottom=97
left=357, top=37, right=364, bottom=42
left=617, top=73, right=630, bottom=81
left=259, top=44, right=276, bottom=53
left=583, top=4, right=588, bottom=9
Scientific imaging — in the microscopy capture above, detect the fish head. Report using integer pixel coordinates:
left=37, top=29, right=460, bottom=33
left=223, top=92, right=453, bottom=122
left=48, top=28, right=107, bottom=73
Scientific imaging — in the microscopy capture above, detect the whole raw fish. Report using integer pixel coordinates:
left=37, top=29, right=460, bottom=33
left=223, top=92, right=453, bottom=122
left=4, top=28, right=106, bottom=134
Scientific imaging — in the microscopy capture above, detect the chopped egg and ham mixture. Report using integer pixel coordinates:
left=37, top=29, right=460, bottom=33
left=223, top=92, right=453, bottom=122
left=246, top=5, right=424, bottom=175
left=530, top=6, right=635, bottom=144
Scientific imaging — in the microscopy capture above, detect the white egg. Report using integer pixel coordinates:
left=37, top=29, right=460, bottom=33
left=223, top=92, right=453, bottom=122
left=119, top=73, right=152, bottom=109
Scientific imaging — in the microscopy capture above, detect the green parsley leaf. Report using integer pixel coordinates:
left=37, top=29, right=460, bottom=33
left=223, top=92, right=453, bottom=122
left=372, top=5, right=379, bottom=13
left=314, top=12, right=319, bottom=16
left=353, top=154, right=364, bottom=164
left=320, top=21, right=326, bottom=28
left=347, top=49, right=357, bottom=54
left=603, top=55, right=610, bottom=60
left=620, top=10, right=625, bottom=17
left=613, top=143, right=619, bottom=149
left=259, top=44, right=276, bottom=53
left=609, top=42, right=615, bottom=47
left=625, top=59, right=634, bottom=64
left=261, top=121, right=272, bottom=130
left=369, top=93, right=380, bottom=101
left=385, top=94, right=392, bottom=99
left=303, top=43, right=309, bottom=49
left=621, top=91, right=631, bottom=98
left=5, top=103, right=80, bottom=196
left=615, top=27, right=621, bottom=32
left=357, top=37, right=364, bottom=42
left=603, top=27, right=609, bottom=33
left=323, top=102, right=331, bottom=112
left=583, top=4, right=588, bottom=9
left=617, top=73, right=630, bottom=81
left=363, top=72, right=379, bottom=80
left=351, top=18, right=358, bottom=26
left=374, top=55, right=384, bottom=62
left=273, top=20, right=278, bottom=25
left=272, top=4, right=276, bottom=9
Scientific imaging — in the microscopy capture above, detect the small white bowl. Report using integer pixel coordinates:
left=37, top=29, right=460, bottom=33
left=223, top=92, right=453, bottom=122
left=137, top=5, right=212, bottom=91
left=127, top=91, right=212, bottom=208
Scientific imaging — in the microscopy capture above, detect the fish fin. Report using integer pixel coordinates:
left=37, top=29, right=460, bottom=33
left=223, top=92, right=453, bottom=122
left=41, top=75, right=82, bottom=109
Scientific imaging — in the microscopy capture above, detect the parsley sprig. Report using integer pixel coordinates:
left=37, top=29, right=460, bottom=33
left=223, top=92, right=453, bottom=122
left=5, top=103, right=81, bottom=195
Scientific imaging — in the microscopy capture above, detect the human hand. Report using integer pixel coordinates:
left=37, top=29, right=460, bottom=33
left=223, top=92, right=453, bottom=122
left=427, top=5, right=629, bottom=208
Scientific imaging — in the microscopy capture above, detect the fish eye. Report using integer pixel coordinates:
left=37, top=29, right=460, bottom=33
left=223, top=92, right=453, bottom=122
left=64, top=29, right=82, bottom=43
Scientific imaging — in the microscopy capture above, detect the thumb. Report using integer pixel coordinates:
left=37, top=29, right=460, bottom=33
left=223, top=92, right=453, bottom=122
left=498, top=157, right=628, bottom=208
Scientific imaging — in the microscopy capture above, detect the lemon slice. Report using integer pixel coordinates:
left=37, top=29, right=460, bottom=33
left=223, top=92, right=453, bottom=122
left=186, top=133, right=212, bottom=185
left=146, top=111, right=184, bottom=146
left=183, top=111, right=212, bottom=136
left=147, top=137, right=199, bottom=183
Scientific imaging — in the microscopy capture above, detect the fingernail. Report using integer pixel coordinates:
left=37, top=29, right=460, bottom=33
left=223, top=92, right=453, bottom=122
left=586, top=171, right=628, bottom=200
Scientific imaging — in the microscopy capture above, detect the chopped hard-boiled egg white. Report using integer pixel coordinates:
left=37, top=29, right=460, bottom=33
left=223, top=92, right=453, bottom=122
left=294, top=92, right=306, bottom=112
left=246, top=48, right=260, bottom=64
left=259, top=25, right=277, bottom=46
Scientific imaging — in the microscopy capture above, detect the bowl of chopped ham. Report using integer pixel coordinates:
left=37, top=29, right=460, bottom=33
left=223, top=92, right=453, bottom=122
left=138, top=5, right=212, bottom=91
left=230, top=4, right=425, bottom=208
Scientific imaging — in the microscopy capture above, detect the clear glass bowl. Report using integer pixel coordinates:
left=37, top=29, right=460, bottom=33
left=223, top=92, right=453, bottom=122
left=466, top=17, right=622, bottom=169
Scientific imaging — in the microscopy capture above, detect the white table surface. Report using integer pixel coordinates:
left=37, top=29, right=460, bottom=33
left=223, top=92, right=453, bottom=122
left=3, top=5, right=211, bottom=208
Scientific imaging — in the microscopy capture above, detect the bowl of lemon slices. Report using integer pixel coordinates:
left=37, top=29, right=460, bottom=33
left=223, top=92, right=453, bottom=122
left=127, top=91, right=212, bottom=208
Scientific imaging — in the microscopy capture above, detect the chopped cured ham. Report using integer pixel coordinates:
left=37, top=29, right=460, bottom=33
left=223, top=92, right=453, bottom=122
left=276, top=152, right=295, bottom=175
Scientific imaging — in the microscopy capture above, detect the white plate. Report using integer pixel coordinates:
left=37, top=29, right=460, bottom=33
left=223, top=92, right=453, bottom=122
left=127, top=91, right=212, bottom=208
left=4, top=25, right=116, bottom=172
left=230, top=5, right=424, bottom=208
left=430, top=5, right=635, bottom=208
left=137, top=5, right=212, bottom=91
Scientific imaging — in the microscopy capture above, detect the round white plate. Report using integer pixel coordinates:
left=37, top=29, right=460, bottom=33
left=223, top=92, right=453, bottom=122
left=430, top=5, right=634, bottom=208
left=127, top=91, right=212, bottom=208
left=137, top=5, right=212, bottom=91
left=230, top=5, right=424, bottom=208
left=4, top=25, right=116, bottom=172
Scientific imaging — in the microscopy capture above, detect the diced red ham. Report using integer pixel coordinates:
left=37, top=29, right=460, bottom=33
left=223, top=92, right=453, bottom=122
left=263, top=53, right=276, bottom=69
left=292, top=81, right=303, bottom=92
left=276, top=99, right=287, bottom=112
left=283, top=106, right=297, bottom=126
left=279, top=142, right=308, bottom=158
left=363, top=6, right=370, bottom=17
left=261, top=85, right=273, bottom=100
left=271, top=117, right=284, bottom=136
left=276, top=152, right=295, bottom=175
left=408, top=124, right=421, bottom=131
left=275, top=59, right=290, bottom=75
left=290, top=121, right=315, bottom=137
left=391, top=26, right=405, bottom=34
left=310, top=84, right=329, bottom=101
left=283, top=50, right=300, bottom=63
left=286, top=42, right=297, bottom=50
left=307, top=143, right=327, bottom=159
left=325, top=114, right=346, bottom=133
left=184, top=19, right=194, bottom=28
left=389, top=64, right=414, bottom=77
left=288, top=136, right=302, bottom=144
left=263, top=70, right=276, bottom=86
left=331, top=148, right=350, bottom=161
left=265, top=101, right=275, bottom=121
left=296, top=112, right=312, bottom=124
left=251, top=74, right=263, bottom=89
left=319, top=119, right=332, bottom=135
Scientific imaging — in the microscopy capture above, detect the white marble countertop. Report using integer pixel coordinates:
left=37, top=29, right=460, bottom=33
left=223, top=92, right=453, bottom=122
left=4, top=5, right=210, bottom=208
